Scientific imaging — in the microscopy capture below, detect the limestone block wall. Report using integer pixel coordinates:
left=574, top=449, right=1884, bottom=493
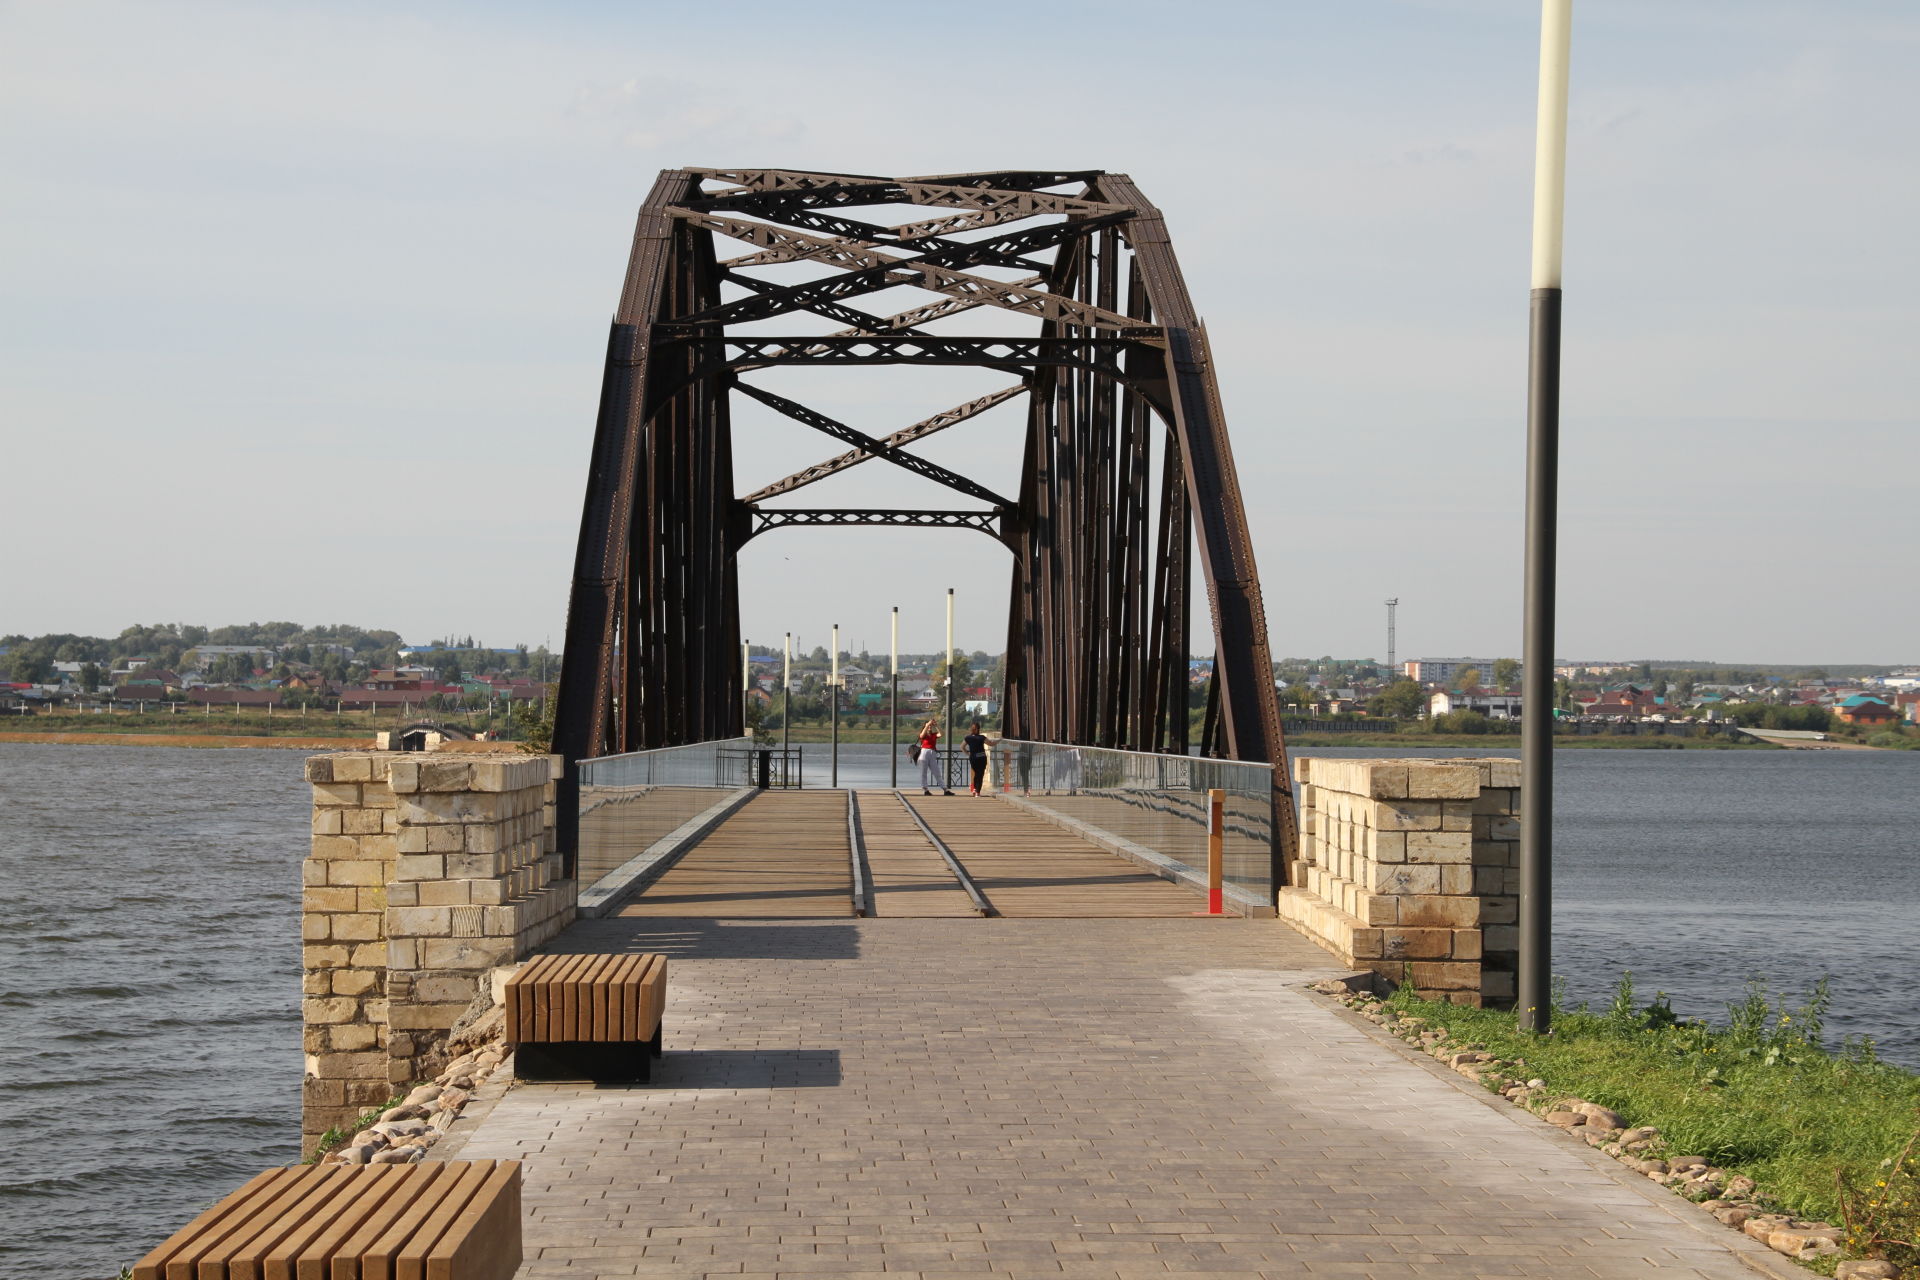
left=1276, top=757, right=1519, bottom=1006
left=300, top=751, right=575, bottom=1151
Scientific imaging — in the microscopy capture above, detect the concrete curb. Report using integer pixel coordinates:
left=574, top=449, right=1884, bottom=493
left=1301, top=984, right=1806, bottom=1280
left=577, top=787, right=758, bottom=918
left=997, top=792, right=1275, bottom=917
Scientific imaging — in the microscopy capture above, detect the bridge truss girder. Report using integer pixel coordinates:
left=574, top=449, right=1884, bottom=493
left=553, top=168, right=1296, bottom=883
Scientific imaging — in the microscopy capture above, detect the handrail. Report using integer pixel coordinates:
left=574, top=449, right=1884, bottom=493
left=992, top=736, right=1275, bottom=772
left=579, top=735, right=752, bottom=767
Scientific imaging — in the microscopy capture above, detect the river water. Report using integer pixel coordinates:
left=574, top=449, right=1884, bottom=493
left=0, top=740, right=1914, bottom=1278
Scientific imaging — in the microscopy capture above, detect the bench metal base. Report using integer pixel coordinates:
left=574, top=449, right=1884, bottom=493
left=513, top=1024, right=664, bottom=1083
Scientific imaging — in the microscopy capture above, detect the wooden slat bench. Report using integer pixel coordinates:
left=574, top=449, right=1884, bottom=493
left=505, top=952, right=667, bottom=1082
left=132, top=1159, right=520, bottom=1280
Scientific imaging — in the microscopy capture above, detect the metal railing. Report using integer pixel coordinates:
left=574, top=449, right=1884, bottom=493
left=991, top=739, right=1277, bottom=910
left=576, top=737, right=754, bottom=890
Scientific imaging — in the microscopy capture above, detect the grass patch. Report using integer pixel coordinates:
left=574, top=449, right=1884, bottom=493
left=1382, top=976, right=1920, bottom=1227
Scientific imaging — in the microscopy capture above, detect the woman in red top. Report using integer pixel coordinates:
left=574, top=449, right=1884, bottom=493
left=916, top=718, right=950, bottom=794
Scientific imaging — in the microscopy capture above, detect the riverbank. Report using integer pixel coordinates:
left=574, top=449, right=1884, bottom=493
left=1328, top=981, right=1920, bottom=1274
left=1283, top=731, right=1781, bottom=749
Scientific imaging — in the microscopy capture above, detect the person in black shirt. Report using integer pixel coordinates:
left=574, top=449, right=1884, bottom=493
left=963, top=722, right=990, bottom=796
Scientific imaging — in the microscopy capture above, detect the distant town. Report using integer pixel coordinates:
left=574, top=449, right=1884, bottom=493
left=2, top=623, right=1916, bottom=748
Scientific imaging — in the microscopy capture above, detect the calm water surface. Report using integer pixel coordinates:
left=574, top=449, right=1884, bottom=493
left=0, top=740, right=1914, bottom=1278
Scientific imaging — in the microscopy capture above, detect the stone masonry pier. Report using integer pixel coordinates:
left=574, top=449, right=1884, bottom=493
left=301, top=751, right=575, bottom=1151
left=1279, top=756, right=1520, bottom=1006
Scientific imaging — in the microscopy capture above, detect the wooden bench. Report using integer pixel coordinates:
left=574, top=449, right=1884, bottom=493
left=132, top=1159, right=520, bottom=1280
left=505, top=952, right=667, bottom=1082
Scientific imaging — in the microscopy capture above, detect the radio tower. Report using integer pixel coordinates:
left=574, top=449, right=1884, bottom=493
left=1384, top=598, right=1399, bottom=679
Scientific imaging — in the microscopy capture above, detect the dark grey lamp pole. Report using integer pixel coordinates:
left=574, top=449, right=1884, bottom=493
left=1520, top=0, right=1571, bottom=1034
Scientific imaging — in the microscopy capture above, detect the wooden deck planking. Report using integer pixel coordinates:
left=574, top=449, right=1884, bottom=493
left=852, top=791, right=978, bottom=917
left=615, top=790, right=852, bottom=918
left=906, top=795, right=1204, bottom=917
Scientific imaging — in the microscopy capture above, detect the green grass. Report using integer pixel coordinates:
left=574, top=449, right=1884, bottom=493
left=1377, top=977, right=1920, bottom=1227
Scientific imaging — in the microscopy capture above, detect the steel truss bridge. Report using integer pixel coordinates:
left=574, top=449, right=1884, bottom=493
left=551, top=168, right=1296, bottom=875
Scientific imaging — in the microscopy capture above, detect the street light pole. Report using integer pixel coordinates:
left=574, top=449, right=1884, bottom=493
left=944, top=588, right=956, bottom=795
left=1520, top=0, right=1572, bottom=1034
left=889, top=606, right=900, bottom=788
left=830, top=623, right=841, bottom=789
left=782, top=632, right=792, bottom=761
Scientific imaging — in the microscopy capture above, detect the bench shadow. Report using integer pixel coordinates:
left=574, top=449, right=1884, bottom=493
left=555, top=917, right=864, bottom=960
left=632, top=1048, right=842, bottom=1090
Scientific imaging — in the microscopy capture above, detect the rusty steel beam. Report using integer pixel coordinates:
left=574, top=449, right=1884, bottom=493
left=744, top=385, right=1025, bottom=503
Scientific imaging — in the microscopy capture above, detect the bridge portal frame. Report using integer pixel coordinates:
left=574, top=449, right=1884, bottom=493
left=552, top=168, right=1296, bottom=886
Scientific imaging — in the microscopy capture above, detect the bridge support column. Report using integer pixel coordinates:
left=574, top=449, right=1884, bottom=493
left=299, top=751, right=575, bottom=1153
left=1276, top=757, right=1519, bottom=1008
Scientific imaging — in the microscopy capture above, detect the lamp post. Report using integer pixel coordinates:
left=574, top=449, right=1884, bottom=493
left=782, top=632, right=792, bottom=760
left=830, top=623, right=841, bottom=789
left=889, top=606, right=900, bottom=788
left=741, top=638, right=750, bottom=735
left=1520, top=0, right=1572, bottom=1034
left=944, top=588, right=956, bottom=795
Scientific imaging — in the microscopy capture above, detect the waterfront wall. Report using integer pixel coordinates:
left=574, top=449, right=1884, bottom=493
left=1277, top=756, right=1518, bottom=1007
left=300, top=751, right=575, bottom=1152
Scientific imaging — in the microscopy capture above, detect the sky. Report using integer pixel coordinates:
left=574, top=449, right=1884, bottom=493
left=3, top=0, right=1915, bottom=665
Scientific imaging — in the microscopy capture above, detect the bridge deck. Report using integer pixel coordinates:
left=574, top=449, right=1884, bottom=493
left=612, top=790, right=1202, bottom=919
left=905, top=794, right=1200, bottom=918
left=613, top=791, right=851, bottom=919
left=854, top=792, right=979, bottom=918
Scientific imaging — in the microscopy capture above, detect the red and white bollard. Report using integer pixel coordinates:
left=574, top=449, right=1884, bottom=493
left=1195, top=788, right=1226, bottom=915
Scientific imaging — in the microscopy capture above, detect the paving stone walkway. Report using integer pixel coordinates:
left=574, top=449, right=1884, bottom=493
left=455, top=917, right=1780, bottom=1279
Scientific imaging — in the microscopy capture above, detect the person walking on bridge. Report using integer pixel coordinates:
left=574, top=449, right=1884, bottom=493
left=964, top=722, right=989, bottom=796
left=916, top=718, right=951, bottom=795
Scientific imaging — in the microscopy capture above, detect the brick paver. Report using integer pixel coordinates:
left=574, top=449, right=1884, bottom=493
left=456, top=917, right=1775, bottom=1279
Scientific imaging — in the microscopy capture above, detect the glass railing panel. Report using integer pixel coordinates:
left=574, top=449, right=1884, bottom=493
left=992, top=739, right=1276, bottom=907
left=576, top=737, right=752, bottom=890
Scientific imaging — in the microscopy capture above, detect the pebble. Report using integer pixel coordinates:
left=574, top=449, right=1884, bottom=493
left=1574, top=1104, right=1626, bottom=1129
left=371, top=1146, right=422, bottom=1165
left=1667, top=1155, right=1707, bottom=1173
left=402, top=1084, right=443, bottom=1108
left=378, top=1104, right=428, bottom=1123
left=1525, top=1078, right=1545, bottom=1089
left=1544, top=1110, right=1585, bottom=1128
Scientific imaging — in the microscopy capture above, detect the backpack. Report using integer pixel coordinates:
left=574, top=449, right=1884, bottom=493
left=907, top=743, right=921, bottom=762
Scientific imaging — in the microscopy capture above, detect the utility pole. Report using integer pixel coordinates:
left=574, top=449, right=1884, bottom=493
left=1520, top=0, right=1572, bottom=1034
left=1385, top=598, right=1399, bottom=679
